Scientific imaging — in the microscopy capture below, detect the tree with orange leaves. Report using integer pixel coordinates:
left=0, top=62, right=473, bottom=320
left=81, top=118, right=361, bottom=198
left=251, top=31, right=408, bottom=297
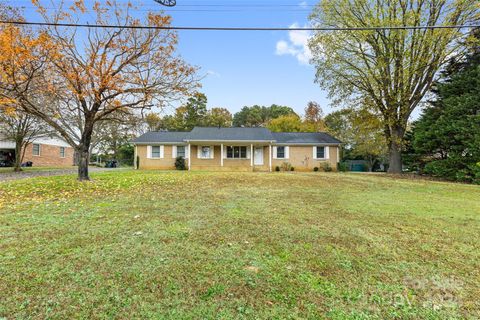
left=0, top=1, right=198, bottom=180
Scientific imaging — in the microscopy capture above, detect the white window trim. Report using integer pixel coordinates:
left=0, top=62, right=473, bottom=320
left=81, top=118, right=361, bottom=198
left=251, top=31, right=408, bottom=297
left=313, top=146, right=330, bottom=160
left=173, top=145, right=188, bottom=159
left=33, top=143, right=41, bottom=156
left=273, top=146, right=289, bottom=159
left=148, top=145, right=164, bottom=159
left=197, top=146, right=214, bottom=159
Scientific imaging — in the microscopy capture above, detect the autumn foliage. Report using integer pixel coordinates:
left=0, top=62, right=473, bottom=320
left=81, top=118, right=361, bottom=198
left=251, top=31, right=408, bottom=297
left=0, top=0, right=198, bottom=180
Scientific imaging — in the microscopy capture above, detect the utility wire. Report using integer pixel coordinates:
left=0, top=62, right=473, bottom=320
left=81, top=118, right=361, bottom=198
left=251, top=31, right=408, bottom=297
left=0, top=20, right=479, bottom=31
left=18, top=7, right=315, bottom=13
left=10, top=0, right=317, bottom=6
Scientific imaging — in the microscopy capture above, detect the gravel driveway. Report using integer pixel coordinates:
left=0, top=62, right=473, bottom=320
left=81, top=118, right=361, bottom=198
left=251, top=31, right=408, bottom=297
left=0, top=167, right=122, bottom=182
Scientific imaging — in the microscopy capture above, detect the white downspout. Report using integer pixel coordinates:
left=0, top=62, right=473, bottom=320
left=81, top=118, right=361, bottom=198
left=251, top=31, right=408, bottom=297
left=221, top=144, right=224, bottom=167
left=188, top=143, right=191, bottom=171
left=269, top=143, right=272, bottom=172
left=134, top=145, right=138, bottom=169
left=250, top=144, right=253, bottom=167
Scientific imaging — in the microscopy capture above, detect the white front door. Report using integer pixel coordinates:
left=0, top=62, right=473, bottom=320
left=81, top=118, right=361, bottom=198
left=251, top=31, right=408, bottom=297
left=254, top=147, right=264, bottom=165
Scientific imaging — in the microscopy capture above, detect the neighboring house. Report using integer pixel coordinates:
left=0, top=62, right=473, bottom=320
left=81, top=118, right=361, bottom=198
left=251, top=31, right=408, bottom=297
left=132, top=127, right=342, bottom=171
left=0, top=135, right=75, bottom=167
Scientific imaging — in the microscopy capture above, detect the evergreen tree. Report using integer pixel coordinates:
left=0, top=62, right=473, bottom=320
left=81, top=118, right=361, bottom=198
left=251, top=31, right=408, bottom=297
left=409, top=31, right=480, bottom=183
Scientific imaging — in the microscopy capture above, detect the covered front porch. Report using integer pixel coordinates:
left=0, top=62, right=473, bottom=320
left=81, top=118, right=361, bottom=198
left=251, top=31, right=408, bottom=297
left=186, top=143, right=272, bottom=172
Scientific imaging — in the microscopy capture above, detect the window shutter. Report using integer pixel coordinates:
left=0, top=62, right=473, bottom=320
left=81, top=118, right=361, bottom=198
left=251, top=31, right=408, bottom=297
left=197, top=146, right=201, bottom=159
left=273, top=146, right=277, bottom=159
left=325, top=146, right=330, bottom=159
left=246, top=146, right=251, bottom=159
left=147, top=146, right=152, bottom=159
left=185, top=146, right=189, bottom=159
left=285, top=146, right=290, bottom=159
left=172, top=146, right=177, bottom=158
left=223, top=146, right=227, bottom=158
left=210, top=146, right=215, bottom=159
left=313, top=146, right=317, bottom=159
left=160, top=145, right=165, bottom=158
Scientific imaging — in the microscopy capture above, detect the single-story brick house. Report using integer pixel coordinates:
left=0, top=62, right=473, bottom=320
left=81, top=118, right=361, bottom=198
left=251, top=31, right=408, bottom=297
left=132, top=127, right=342, bottom=171
left=0, top=135, right=75, bottom=167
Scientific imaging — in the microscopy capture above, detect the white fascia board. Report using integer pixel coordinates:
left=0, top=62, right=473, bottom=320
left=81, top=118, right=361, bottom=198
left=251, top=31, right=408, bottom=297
left=133, top=142, right=187, bottom=146
left=184, top=140, right=275, bottom=143
left=0, top=140, right=16, bottom=149
left=273, top=143, right=341, bottom=146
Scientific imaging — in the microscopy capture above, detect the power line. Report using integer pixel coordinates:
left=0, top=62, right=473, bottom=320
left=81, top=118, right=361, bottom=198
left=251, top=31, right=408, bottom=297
left=9, top=0, right=317, bottom=6
left=0, top=20, right=479, bottom=31
left=16, top=4, right=314, bottom=13
left=18, top=6, right=314, bottom=13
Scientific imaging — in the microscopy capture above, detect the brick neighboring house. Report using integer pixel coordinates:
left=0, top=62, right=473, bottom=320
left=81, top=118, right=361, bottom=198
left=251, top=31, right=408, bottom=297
left=0, top=135, right=75, bottom=167
left=132, top=127, right=342, bottom=172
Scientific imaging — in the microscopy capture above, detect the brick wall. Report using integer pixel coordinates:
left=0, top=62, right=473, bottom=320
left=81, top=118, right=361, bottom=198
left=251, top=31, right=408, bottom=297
left=137, top=145, right=177, bottom=170
left=272, top=146, right=339, bottom=171
left=23, top=142, right=75, bottom=167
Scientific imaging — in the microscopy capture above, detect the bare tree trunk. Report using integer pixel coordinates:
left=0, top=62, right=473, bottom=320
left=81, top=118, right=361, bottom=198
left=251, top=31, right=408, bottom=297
left=77, top=123, right=94, bottom=181
left=77, top=144, right=90, bottom=181
left=387, top=126, right=404, bottom=174
left=13, top=137, right=23, bottom=172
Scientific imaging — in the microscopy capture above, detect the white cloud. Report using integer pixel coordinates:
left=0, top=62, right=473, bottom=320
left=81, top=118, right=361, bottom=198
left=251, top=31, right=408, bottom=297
left=275, top=23, right=313, bottom=66
left=206, top=70, right=221, bottom=78
left=299, top=1, right=308, bottom=9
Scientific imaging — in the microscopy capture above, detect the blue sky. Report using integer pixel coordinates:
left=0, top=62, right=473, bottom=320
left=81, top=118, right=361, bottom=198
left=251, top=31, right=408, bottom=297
left=14, top=0, right=332, bottom=117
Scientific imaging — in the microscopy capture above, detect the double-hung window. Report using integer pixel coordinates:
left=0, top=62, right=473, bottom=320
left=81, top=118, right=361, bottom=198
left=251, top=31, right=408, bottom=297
left=314, top=146, right=329, bottom=159
left=276, top=146, right=286, bottom=159
left=60, top=147, right=66, bottom=158
left=316, top=146, right=325, bottom=159
left=226, top=146, right=247, bottom=159
left=151, top=146, right=161, bottom=158
left=177, top=146, right=186, bottom=158
left=33, top=144, right=41, bottom=156
left=200, top=146, right=211, bottom=159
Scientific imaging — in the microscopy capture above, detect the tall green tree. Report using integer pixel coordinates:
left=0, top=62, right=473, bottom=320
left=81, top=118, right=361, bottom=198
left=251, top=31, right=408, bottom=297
left=206, top=108, right=232, bottom=127
left=233, top=104, right=297, bottom=127
left=325, top=107, right=387, bottom=170
left=145, top=95, right=232, bottom=131
left=409, top=36, right=480, bottom=183
left=309, top=0, right=478, bottom=173
left=267, top=114, right=305, bottom=132
left=175, top=93, right=208, bottom=131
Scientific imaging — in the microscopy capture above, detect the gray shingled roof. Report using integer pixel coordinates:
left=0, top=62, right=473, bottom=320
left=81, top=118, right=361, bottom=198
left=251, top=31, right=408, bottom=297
left=187, top=127, right=274, bottom=141
left=133, top=127, right=341, bottom=145
left=272, top=132, right=342, bottom=144
left=132, top=131, right=189, bottom=144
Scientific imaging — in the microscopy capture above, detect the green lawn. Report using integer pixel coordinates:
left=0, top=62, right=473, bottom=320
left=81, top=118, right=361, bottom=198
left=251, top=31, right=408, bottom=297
left=1, top=171, right=479, bottom=319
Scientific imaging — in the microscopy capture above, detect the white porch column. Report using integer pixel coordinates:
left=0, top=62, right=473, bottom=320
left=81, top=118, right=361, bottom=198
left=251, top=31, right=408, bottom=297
left=269, top=144, right=272, bottom=172
left=188, top=144, right=191, bottom=171
left=134, top=145, right=138, bottom=169
left=250, top=144, right=253, bottom=167
left=221, top=144, right=224, bottom=167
